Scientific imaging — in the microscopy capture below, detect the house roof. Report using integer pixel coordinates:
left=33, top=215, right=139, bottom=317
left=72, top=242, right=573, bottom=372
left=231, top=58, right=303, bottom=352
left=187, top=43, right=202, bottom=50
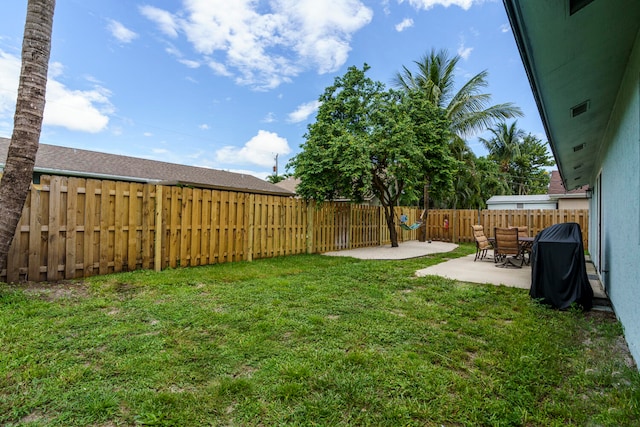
left=0, top=137, right=293, bottom=196
left=548, top=170, right=587, bottom=195
left=487, top=194, right=554, bottom=204
left=274, top=176, right=300, bottom=194
left=503, top=0, right=640, bottom=190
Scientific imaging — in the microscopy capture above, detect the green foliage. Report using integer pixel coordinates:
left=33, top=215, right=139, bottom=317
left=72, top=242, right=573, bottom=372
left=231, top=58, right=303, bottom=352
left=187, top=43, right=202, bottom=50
left=266, top=174, right=287, bottom=184
left=394, top=48, right=523, bottom=139
left=1, top=250, right=639, bottom=426
left=287, top=64, right=452, bottom=246
left=481, top=122, right=555, bottom=195
left=394, top=48, right=525, bottom=208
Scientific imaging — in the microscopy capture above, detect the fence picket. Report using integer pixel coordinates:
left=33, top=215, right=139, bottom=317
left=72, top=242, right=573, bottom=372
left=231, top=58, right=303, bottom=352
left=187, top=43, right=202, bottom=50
left=28, top=182, right=43, bottom=281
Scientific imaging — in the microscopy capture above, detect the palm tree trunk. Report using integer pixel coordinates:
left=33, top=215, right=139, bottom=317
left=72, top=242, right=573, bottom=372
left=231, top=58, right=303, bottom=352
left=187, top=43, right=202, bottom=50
left=0, top=0, right=56, bottom=275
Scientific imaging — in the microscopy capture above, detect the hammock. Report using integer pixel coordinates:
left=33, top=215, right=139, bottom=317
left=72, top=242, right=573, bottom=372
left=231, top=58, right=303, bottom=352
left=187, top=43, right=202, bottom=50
left=400, top=221, right=422, bottom=231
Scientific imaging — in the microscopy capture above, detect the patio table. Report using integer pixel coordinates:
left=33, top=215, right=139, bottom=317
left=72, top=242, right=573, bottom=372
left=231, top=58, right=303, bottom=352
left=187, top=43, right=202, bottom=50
left=488, top=236, right=534, bottom=265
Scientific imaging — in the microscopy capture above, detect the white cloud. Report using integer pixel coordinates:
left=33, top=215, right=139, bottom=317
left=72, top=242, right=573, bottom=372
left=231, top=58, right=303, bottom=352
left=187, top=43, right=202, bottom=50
left=107, top=19, right=138, bottom=44
left=288, top=100, right=321, bottom=123
left=262, top=112, right=276, bottom=123
left=399, top=0, right=483, bottom=11
left=208, top=60, right=232, bottom=77
left=44, top=81, right=113, bottom=133
left=0, top=50, right=113, bottom=134
left=141, top=0, right=373, bottom=89
left=500, top=23, right=511, bottom=33
left=382, top=0, right=392, bottom=15
left=139, top=5, right=180, bottom=38
left=144, top=132, right=153, bottom=137
left=216, top=130, right=290, bottom=167
left=179, top=59, right=201, bottom=68
left=0, top=50, right=20, bottom=118
left=199, top=124, right=209, bottom=130
left=395, top=18, right=414, bottom=32
left=457, top=38, right=473, bottom=60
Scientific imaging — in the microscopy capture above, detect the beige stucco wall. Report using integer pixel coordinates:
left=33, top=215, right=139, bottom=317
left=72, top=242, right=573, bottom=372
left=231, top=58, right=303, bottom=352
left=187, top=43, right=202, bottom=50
left=557, top=198, right=588, bottom=210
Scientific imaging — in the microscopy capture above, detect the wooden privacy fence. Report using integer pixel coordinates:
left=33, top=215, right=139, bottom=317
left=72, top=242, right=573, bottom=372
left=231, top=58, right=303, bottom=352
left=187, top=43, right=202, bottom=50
left=424, top=208, right=589, bottom=248
left=1, top=175, right=589, bottom=283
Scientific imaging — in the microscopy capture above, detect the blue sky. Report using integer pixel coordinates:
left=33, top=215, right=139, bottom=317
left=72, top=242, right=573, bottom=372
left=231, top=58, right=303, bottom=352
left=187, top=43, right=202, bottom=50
left=0, top=0, right=545, bottom=180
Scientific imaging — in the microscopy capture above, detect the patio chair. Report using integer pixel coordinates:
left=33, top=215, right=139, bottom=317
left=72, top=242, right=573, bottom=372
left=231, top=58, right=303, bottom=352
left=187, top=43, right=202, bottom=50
left=494, top=227, right=523, bottom=268
left=510, top=225, right=529, bottom=236
left=511, top=225, right=532, bottom=264
left=471, top=225, right=493, bottom=261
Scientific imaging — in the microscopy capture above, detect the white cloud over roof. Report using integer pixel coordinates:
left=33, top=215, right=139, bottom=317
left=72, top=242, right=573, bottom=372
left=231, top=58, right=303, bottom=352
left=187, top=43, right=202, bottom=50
left=141, top=0, right=373, bottom=90
left=0, top=52, right=113, bottom=134
left=216, top=130, right=291, bottom=167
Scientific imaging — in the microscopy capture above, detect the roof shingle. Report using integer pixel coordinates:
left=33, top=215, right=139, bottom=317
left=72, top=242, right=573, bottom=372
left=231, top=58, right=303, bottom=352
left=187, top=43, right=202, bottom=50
left=548, top=170, right=587, bottom=195
left=0, top=137, right=293, bottom=196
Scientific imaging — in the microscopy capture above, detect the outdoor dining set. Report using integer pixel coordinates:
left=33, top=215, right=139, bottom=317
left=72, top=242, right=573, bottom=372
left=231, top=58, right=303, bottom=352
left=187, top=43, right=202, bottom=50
left=471, top=222, right=595, bottom=311
left=471, top=225, right=534, bottom=268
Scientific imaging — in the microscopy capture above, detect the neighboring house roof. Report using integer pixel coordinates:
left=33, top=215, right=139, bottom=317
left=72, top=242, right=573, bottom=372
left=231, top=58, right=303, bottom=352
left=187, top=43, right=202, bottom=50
left=487, top=195, right=554, bottom=204
left=548, top=170, right=587, bottom=196
left=274, top=176, right=379, bottom=204
left=274, top=177, right=300, bottom=194
left=503, top=0, right=640, bottom=189
left=0, top=137, right=293, bottom=196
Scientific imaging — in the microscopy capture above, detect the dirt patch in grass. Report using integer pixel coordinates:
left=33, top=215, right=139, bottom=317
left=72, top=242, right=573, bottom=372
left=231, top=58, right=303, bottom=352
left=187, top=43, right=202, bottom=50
left=583, top=310, right=637, bottom=369
left=11, top=280, right=91, bottom=301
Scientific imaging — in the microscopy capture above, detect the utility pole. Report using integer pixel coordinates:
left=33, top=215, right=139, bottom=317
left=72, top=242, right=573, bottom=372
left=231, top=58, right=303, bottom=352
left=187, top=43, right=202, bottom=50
left=273, top=153, right=278, bottom=176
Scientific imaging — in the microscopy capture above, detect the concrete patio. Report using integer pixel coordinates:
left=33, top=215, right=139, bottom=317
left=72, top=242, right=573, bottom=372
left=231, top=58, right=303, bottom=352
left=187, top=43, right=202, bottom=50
left=323, top=240, right=608, bottom=307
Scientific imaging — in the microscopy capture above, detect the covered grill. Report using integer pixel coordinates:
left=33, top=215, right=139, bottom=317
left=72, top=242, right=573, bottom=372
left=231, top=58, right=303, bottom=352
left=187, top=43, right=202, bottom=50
left=530, top=223, right=593, bottom=310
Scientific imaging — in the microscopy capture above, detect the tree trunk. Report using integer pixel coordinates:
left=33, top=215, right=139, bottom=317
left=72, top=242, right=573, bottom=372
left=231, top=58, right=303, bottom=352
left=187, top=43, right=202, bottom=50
left=0, top=0, right=56, bottom=275
left=383, top=205, right=399, bottom=247
left=419, top=178, right=430, bottom=242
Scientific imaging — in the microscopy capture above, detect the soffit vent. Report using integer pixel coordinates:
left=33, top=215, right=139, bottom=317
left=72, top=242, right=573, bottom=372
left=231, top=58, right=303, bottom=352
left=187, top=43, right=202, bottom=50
left=569, top=0, right=595, bottom=16
left=573, top=163, right=583, bottom=170
left=571, top=100, right=590, bottom=117
left=573, top=143, right=586, bottom=152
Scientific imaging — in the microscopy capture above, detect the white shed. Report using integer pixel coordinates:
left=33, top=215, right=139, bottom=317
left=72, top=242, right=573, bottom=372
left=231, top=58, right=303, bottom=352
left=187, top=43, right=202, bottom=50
left=486, top=195, right=557, bottom=210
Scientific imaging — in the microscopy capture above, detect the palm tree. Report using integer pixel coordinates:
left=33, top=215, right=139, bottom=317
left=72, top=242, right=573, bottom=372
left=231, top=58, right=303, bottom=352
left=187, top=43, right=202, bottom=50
left=0, top=0, right=56, bottom=273
left=479, top=121, right=525, bottom=173
left=480, top=122, right=554, bottom=195
left=394, top=49, right=523, bottom=138
left=394, top=49, right=523, bottom=216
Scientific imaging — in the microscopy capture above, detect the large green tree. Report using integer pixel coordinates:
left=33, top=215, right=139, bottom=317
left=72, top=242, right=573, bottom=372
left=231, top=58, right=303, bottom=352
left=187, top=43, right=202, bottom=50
left=479, top=121, right=524, bottom=173
left=481, top=122, right=554, bottom=195
left=394, top=49, right=523, bottom=211
left=394, top=48, right=523, bottom=138
left=0, top=0, right=56, bottom=274
left=510, top=133, right=555, bottom=195
left=288, top=65, right=451, bottom=247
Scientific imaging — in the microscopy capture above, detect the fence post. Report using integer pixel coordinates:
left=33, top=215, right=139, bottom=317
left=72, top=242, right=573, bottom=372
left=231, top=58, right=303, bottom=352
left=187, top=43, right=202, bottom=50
left=306, top=201, right=314, bottom=254
left=452, top=209, right=458, bottom=244
left=247, top=194, right=255, bottom=261
left=154, top=185, right=163, bottom=272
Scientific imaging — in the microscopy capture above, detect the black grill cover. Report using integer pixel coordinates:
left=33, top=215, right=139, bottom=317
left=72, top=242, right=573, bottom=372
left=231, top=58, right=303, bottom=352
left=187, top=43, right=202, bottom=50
left=530, top=222, right=593, bottom=310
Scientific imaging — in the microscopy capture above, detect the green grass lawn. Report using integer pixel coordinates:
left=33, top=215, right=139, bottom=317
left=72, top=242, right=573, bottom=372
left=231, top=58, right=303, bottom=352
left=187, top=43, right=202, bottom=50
left=1, top=245, right=639, bottom=426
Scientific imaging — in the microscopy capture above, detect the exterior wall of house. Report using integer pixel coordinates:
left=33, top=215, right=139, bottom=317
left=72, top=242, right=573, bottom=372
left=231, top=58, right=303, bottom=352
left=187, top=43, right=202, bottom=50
left=557, top=198, right=588, bottom=210
left=486, top=202, right=556, bottom=210
left=590, top=30, right=640, bottom=364
left=486, top=195, right=557, bottom=210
